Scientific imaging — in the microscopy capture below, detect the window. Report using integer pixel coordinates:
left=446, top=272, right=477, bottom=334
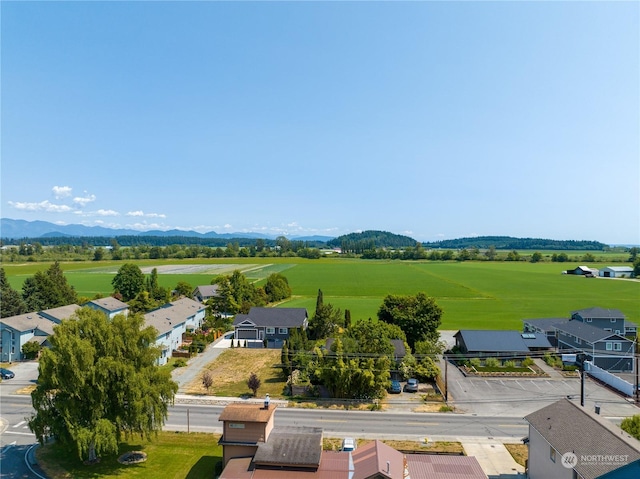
left=550, top=447, right=556, bottom=462
left=614, top=342, right=622, bottom=351
left=610, top=318, right=617, bottom=323
left=606, top=342, right=613, bottom=351
left=575, top=338, right=581, bottom=345
left=278, top=328, right=288, bottom=334
left=586, top=318, right=592, bottom=322
left=266, top=327, right=275, bottom=335
left=604, top=328, right=612, bottom=332
left=615, top=330, right=621, bottom=335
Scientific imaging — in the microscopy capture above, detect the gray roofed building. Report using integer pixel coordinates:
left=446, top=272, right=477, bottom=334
left=571, top=307, right=626, bottom=321
left=233, top=307, right=308, bottom=346
left=454, top=330, right=552, bottom=355
left=192, top=284, right=219, bottom=303
left=84, top=296, right=129, bottom=319
left=38, top=304, right=81, bottom=323
left=253, top=427, right=323, bottom=469
left=554, top=321, right=627, bottom=343
left=524, top=399, right=640, bottom=479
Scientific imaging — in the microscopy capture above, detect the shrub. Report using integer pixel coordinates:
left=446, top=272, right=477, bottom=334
left=173, top=358, right=187, bottom=368
left=522, top=357, right=534, bottom=367
left=503, top=360, right=516, bottom=368
left=484, top=357, right=499, bottom=368
left=469, top=358, right=481, bottom=369
left=22, top=340, right=42, bottom=360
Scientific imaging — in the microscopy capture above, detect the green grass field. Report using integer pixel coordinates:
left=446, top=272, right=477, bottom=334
left=3, top=258, right=638, bottom=330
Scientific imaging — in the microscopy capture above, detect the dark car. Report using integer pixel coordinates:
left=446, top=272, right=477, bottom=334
left=388, top=380, right=402, bottom=394
left=404, top=378, right=419, bottom=393
left=0, top=368, right=15, bottom=380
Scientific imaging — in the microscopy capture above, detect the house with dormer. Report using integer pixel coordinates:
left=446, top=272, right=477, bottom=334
left=84, top=296, right=129, bottom=319
left=571, top=307, right=637, bottom=337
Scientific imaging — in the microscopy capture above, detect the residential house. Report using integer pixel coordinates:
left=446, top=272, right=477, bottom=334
left=571, top=307, right=636, bottom=336
left=554, top=321, right=635, bottom=372
left=38, top=304, right=82, bottom=324
left=524, top=398, right=640, bottom=479
left=218, top=402, right=488, bottom=479
left=84, top=296, right=129, bottom=319
left=325, top=337, right=407, bottom=362
left=192, top=284, right=219, bottom=303
left=0, top=304, right=80, bottom=362
left=599, top=266, right=634, bottom=278
left=233, top=307, right=308, bottom=347
left=522, top=318, right=569, bottom=347
left=143, top=298, right=206, bottom=366
left=454, top=330, right=552, bottom=357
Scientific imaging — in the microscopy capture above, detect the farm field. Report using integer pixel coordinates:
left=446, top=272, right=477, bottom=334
left=3, top=258, right=638, bottom=330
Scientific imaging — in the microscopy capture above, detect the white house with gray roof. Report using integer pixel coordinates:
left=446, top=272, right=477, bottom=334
left=0, top=304, right=81, bottom=362
left=599, top=266, right=634, bottom=278
left=143, top=298, right=206, bottom=365
left=84, top=297, right=129, bottom=319
left=525, top=399, right=640, bottom=479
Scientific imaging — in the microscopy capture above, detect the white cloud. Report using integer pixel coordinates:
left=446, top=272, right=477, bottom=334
left=126, top=211, right=145, bottom=217
left=223, top=224, right=233, bottom=229
left=95, top=209, right=119, bottom=216
left=73, top=194, right=96, bottom=206
left=146, top=212, right=166, bottom=218
left=8, top=200, right=74, bottom=213
left=52, top=186, right=72, bottom=199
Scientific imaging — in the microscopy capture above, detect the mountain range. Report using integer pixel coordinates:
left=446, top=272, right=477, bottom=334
left=0, top=218, right=335, bottom=242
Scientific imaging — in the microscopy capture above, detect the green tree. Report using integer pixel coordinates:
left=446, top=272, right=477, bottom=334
left=377, top=293, right=442, bottom=349
left=633, top=257, right=640, bottom=278
left=309, top=303, right=342, bottom=340
left=174, top=281, right=193, bottom=298
left=264, top=273, right=292, bottom=303
left=530, top=252, right=543, bottom=263
left=22, top=262, right=78, bottom=311
left=29, top=308, right=177, bottom=462
left=112, top=263, right=145, bottom=301
left=621, top=415, right=640, bottom=440
left=92, top=247, right=105, bottom=261
left=22, top=340, right=42, bottom=360
left=210, top=271, right=265, bottom=315
left=582, top=253, right=596, bottom=262
left=0, top=268, right=28, bottom=318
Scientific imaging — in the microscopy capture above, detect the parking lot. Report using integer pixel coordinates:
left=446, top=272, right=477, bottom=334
left=443, top=357, right=639, bottom=418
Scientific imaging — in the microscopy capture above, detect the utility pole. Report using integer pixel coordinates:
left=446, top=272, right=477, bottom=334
left=580, top=354, right=585, bottom=407
left=635, top=347, right=639, bottom=406
left=444, top=355, right=448, bottom=402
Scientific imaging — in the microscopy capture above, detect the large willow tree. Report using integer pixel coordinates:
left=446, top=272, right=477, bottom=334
left=29, top=308, right=177, bottom=462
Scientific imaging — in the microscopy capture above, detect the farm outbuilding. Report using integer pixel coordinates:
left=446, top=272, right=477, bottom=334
left=599, top=266, right=634, bottom=278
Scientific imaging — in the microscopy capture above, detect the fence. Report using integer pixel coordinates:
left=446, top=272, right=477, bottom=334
left=584, top=360, right=636, bottom=397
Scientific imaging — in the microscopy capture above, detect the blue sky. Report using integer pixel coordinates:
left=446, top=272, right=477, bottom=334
left=1, top=1, right=638, bottom=244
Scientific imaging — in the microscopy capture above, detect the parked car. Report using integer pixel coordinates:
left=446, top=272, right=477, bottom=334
left=0, top=368, right=15, bottom=379
left=340, top=437, right=357, bottom=452
left=388, top=380, right=402, bottom=394
left=404, top=378, right=419, bottom=393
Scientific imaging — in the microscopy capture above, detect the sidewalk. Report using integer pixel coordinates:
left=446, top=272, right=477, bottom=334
left=533, top=357, right=565, bottom=379
left=460, top=438, right=525, bottom=478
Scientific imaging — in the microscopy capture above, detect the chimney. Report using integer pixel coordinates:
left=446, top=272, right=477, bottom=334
left=595, top=403, right=601, bottom=415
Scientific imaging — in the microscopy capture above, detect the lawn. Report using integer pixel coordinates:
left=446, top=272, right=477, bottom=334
left=185, top=348, right=285, bottom=397
left=3, top=257, right=638, bottom=330
left=35, top=431, right=222, bottom=479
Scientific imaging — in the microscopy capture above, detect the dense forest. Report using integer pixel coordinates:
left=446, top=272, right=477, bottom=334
left=326, top=230, right=418, bottom=253
left=421, top=236, right=608, bottom=251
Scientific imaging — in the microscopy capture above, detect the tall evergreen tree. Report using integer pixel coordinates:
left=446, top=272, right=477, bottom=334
left=0, top=268, right=28, bottom=318
left=22, top=262, right=78, bottom=311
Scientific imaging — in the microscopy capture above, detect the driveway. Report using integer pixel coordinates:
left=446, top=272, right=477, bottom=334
left=171, top=334, right=231, bottom=392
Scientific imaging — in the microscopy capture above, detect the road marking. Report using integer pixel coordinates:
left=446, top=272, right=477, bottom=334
left=498, top=424, right=528, bottom=428
left=4, top=430, right=35, bottom=436
left=405, top=422, right=440, bottom=426
left=1, top=441, right=17, bottom=453
left=13, top=421, right=26, bottom=428
left=316, top=419, right=347, bottom=423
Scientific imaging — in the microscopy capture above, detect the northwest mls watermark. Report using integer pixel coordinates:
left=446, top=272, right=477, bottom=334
left=561, top=452, right=630, bottom=469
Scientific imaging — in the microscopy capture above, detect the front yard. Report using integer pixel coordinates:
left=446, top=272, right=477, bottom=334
left=184, top=348, right=285, bottom=397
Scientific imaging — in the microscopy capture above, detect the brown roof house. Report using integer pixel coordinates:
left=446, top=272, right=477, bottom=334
left=218, top=402, right=488, bottom=479
left=524, top=398, right=640, bottom=479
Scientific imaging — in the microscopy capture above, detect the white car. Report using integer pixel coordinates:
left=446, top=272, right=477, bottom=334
left=341, top=437, right=356, bottom=452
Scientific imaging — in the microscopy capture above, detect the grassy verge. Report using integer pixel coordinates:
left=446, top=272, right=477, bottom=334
left=185, top=348, right=285, bottom=397
left=35, top=431, right=222, bottom=479
left=504, top=443, right=528, bottom=467
left=323, top=437, right=464, bottom=454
